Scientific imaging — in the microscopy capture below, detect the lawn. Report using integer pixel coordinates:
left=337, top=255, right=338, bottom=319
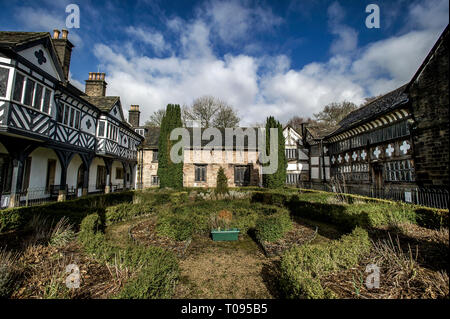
left=0, top=188, right=448, bottom=299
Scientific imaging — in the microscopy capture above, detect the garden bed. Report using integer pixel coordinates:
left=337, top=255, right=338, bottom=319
left=259, top=221, right=319, bottom=257
left=129, top=217, right=191, bottom=258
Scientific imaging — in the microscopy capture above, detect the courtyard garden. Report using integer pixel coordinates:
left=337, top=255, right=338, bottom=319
left=0, top=187, right=448, bottom=299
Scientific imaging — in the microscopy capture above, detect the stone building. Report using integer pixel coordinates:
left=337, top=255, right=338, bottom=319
left=0, top=29, right=143, bottom=208
left=134, top=122, right=262, bottom=188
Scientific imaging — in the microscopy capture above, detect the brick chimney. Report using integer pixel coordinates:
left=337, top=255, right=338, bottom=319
left=128, top=105, right=140, bottom=127
left=85, top=72, right=107, bottom=97
left=51, top=29, right=74, bottom=81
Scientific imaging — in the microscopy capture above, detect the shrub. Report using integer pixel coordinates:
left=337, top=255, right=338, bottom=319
left=415, top=208, right=449, bottom=229
left=280, top=227, right=370, bottom=299
left=255, top=209, right=292, bottom=243
left=49, top=217, right=75, bottom=247
left=215, top=167, right=229, bottom=195
left=117, top=248, right=179, bottom=299
left=105, top=203, right=151, bottom=225
left=0, top=191, right=134, bottom=233
left=77, top=213, right=180, bottom=299
left=156, top=214, right=195, bottom=241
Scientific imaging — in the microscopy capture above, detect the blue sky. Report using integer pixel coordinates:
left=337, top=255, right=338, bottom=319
left=1, top=0, right=448, bottom=125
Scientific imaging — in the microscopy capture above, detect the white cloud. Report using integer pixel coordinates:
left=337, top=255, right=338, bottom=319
left=125, top=26, right=170, bottom=54
left=204, top=0, right=283, bottom=45
left=15, top=7, right=84, bottom=48
left=327, top=1, right=358, bottom=55
left=408, top=0, right=449, bottom=30
left=89, top=0, right=448, bottom=127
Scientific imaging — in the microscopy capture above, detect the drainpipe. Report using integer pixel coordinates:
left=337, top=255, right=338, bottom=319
left=320, top=139, right=326, bottom=183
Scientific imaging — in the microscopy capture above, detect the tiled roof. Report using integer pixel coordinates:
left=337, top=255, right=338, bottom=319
left=328, top=84, right=409, bottom=137
left=0, top=31, right=49, bottom=48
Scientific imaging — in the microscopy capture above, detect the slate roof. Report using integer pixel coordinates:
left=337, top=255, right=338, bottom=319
left=0, top=32, right=49, bottom=48
left=141, top=127, right=264, bottom=150
left=328, top=84, right=409, bottom=137
left=83, top=96, right=120, bottom=112
left=142, top=127, right=160, bottom=148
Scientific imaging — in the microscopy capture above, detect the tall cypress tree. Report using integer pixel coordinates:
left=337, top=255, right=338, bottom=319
left=263, top=116, right=287, bottom=189
left=158, top=104, right=183, bottom=189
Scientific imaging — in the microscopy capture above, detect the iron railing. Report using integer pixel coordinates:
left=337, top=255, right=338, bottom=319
left=299, top=182, right=449, bottom=209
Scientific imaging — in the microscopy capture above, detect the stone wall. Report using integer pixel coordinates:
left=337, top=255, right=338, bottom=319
left=139, top=149, right=262, bottom=188
left=183, top=149, right=261, bottom=188
left=409, top=28, right=449, bottom=188
left=140, top=149, right=158, bottom=188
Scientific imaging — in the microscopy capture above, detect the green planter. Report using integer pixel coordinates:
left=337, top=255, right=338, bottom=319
left=211, top=228, right=240, bottom=241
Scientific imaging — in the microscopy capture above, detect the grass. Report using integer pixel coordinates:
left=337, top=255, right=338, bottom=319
left=173, top=234, right=279, bottom=299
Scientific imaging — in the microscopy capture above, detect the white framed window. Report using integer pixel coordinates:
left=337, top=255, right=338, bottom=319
left=97, top=120, right=106, bottom=137
left=107, top=122, right=119, bottom=142
left=135, top=128, right=145, bottom=137
left=60, top=102, right=81, bottom=129
left=12, top=70, right=52, bottom=114
left=0, top=67, right=10, bottom=98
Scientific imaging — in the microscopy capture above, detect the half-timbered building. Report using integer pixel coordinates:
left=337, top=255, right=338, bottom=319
left=318, top=25, right=449, bottom=206
left=0, top=29, right=143, bottom=208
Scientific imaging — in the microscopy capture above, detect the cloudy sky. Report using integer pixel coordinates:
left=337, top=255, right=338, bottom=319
left=1, top=0, right=448, bottom=125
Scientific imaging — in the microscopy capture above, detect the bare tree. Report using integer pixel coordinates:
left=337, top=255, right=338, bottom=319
left=213, top=104, right=240, bottom=128
left=145, top=108, right=165, bottom=127
left=313, top=101, right=358, bottom=127
left=184, top=95, right=240, bottom=128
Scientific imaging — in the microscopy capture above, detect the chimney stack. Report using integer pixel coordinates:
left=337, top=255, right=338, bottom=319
left=128, top=105, right=141, bottom=127
left=85, top=72, right=107, bottom=97
left=51, top=28, right=74, bottom=81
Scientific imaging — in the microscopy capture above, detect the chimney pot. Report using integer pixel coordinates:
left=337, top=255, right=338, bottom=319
left=61, top=29, right=69, bottom=39
left=53, top=29, right=60, bottom=39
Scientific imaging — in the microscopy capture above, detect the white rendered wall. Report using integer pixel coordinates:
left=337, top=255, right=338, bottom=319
left=28, top=147, right=61, bottom=189
left=88, top=157, right=105, bottom=192
left=66, top=154, right=83, bottom=191
left=111, top=160, right=124, bottom=186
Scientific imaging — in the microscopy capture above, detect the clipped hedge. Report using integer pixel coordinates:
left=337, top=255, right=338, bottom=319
left=133, top=190, right=189, bottom=206
left=0, top=191, right=134, bottom=233
left=78, top=213, right=179, bottom=299
left=255, top=209, right=292, bottom=243
left=155, top=199, right=290, bottom=241
left=251, top=191, right=448, bottom=230
left=105, top=202, right=152, bottom=225
left=280, top=227, right=370, bottom=299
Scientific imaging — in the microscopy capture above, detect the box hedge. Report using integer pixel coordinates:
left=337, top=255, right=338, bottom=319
left=0, top=191, right=134, bottom=233
left=78, top=212, right=179, bottom=299
left=251, top=191, right=448, bottom=230
left=280, top=227, right=370, bottom=299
